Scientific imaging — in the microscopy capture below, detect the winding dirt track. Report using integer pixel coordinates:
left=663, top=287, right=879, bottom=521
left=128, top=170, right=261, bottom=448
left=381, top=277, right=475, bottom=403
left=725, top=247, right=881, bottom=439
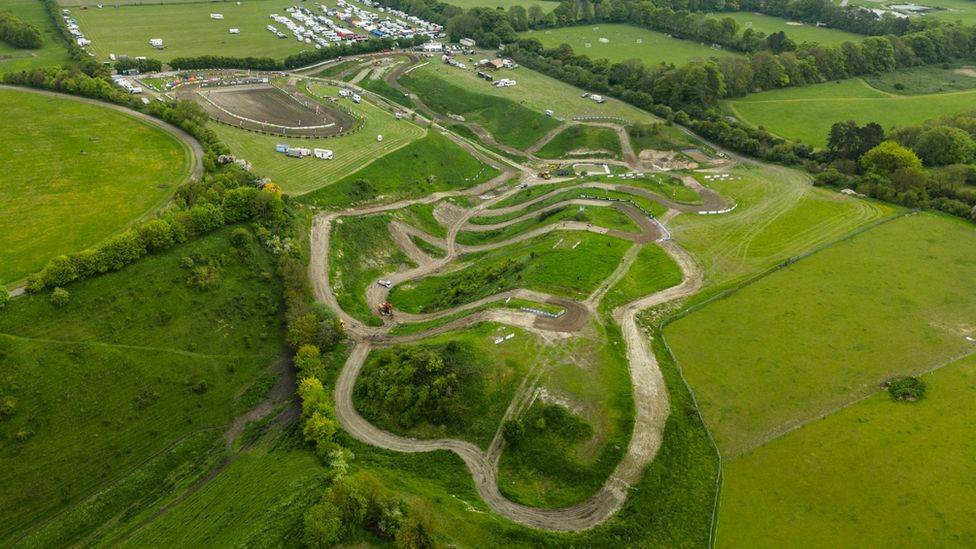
left=304, top=55, right=736, bottom=531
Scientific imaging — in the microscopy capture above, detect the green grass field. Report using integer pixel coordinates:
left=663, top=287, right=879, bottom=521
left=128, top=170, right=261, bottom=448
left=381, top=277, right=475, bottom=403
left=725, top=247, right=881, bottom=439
left=726, top=78, right=976, bottom=146
left=300, top=131, right=501, bottom=209
left=331, top=213, right=414, bottom=326
left=862, top=63, right=976, bottom=95
left=715, top=12, right=862, bottom=45
left=520, top=24, right=741, bottom=65
left=536, top=124, right=623, bottom=159
left=601, top=244, right=682, bottom=313
left=0, top=87, right=191, bottom=284
left=69, top=0, right=312, bottom=63
left=718, top=352, right=976, bottom=548
left=409, top=61, right=659, bottom=125
left=670, top=163, right=895, bottom=289
left=456, top=204, right=640, bottom=246
left=0, top=226, right=284, bottom=544
left=666, top=213, right=976, bottom=456
left=214, top=82, right=425, bottom=195
left=390, top=231, right=631, bottom=312
left=401, top=68, right=561, bottom=150
left=0, top=0, right=71, bottom=73
left=836, top=0, right=976, bottom=25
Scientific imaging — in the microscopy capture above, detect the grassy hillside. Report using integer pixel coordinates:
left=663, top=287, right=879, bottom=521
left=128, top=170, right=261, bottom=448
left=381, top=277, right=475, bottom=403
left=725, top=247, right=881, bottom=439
left=0, top=226, right=284, bottom=545
left=0, top=0, right=71, bottom=73
left=536, top=125, right=623, bottom=160
left=0, top=88, right=191, bottom=283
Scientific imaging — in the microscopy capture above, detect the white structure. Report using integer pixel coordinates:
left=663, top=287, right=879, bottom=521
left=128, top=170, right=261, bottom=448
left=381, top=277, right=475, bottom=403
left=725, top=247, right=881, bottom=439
left=351, top=94, right=361, bottom=103
left=149, top=38, right=164, bottom=48
left=377, top=134, right=383, bottom=142
left=459, top=37, right=475, bottom=47
left=229, top=28, right=240, bottom=34
left=210, top=13, right=224, bottom=20
left=313, top=148, right=334, bottom=160
left=590, top=94, right=605, bottom=103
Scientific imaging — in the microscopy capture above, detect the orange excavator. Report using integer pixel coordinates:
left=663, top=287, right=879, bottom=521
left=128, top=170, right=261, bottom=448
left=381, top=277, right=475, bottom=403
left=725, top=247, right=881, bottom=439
left=377, top=302, right=394, bottom=316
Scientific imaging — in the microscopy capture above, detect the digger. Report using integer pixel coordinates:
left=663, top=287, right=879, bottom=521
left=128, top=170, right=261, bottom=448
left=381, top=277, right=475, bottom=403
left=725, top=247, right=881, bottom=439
left=377, top=302, right=394, bottom=317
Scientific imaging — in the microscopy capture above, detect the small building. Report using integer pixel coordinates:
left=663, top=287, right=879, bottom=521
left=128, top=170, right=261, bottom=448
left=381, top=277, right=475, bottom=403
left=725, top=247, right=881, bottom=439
left=275, top=143, right=290, bottom=153
left=314, top=148, right=334, bottom=160
left=351, top=94, right=361, bottom=103
left=229, top=28, right=240, bottom=34
left=149, top=38, right=164, bottom=49
left=488, top=58, right=504, bottom=70
left=459, top=37, right=475, bottom=47
left=419, top=42, right=442, bottom=54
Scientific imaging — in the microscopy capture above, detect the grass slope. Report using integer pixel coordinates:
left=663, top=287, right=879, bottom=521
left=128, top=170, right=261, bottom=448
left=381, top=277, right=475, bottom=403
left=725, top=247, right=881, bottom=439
left=715, top=12, right=862, bottom=45
left=301, top=131, right=500, bottom=209
left=456, top=204, right=640, bottom=246
left=536, top=125, right=623, bottom=160
left=520, top=24, right=741, bottom=65
left=0, top=0, right=71, bottom=73
left=391, top=231, right=631, bottom=312
left=601, top=244, right=682, bottom=313
left=0, top=87, right=190, bottom=283
left=727, top=78, right=976, bottom=146
left=0, top=226, right=284, bottom=544
left=719, top=352, right=976, bottom=548
left=666, top=213, right=976, bottom=456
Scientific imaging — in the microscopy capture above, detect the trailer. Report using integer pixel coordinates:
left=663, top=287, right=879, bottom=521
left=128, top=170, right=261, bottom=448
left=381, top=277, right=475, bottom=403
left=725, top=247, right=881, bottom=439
left=313, top=148, right=334, bottom=160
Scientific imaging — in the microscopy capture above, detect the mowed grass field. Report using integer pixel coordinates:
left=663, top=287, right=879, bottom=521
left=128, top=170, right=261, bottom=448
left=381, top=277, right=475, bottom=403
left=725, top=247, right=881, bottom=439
left=214, top=82, right=425, bottom=195
left=0, top=87, right=191, bottom=284
left=0, top=0, right=71, bottom=73
left=666, top=213, right=976, bottom=457
left=520, top=24, right=741, bottom=65
left=714, top=12, right=862, bottom=45
left=726, top=78, right=976, bottom=146
left=410, top=61, right=659, bottom=125
left=70, top=0, right=312, bottom=63
left=719, top=352, right=976, bottom=548
left=536, top=124, right=623, bottom=159
left=670, top=163, right=895, bottom=289
left=838, top=0, right=976, bottom=25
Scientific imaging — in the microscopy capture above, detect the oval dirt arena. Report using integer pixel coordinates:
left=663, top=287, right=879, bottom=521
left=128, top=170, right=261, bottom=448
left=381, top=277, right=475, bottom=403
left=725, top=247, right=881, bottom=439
left=191, top=84, right=354, bottom=137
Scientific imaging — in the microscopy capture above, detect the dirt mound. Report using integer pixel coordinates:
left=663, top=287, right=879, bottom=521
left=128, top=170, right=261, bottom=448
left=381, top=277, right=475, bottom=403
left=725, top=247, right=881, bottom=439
left=638, top=149, right=697, bottom=171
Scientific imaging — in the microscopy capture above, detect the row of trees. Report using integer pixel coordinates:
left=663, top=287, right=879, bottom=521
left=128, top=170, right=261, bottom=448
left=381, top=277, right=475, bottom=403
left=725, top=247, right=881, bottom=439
left=114, top=57, right=163, bottom=74
left=818, top=120, right=976, bottom=219
left=0, top=10, right=43, bottom=49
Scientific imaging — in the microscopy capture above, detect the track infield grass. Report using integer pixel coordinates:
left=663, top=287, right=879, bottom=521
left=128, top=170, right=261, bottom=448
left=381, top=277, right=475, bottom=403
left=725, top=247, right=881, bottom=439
left=666, top=213, right=976, bottom=457
left=0, top=87, right=191, bottom=284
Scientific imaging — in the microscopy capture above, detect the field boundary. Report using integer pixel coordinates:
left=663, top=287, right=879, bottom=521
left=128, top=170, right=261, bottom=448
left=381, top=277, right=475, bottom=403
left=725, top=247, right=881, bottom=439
left=655, top=208, right=907, bottom=545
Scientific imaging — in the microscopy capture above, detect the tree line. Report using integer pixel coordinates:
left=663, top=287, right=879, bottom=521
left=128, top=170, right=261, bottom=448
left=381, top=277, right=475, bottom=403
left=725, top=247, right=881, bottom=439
left=0, top=10, right=43, bottom=49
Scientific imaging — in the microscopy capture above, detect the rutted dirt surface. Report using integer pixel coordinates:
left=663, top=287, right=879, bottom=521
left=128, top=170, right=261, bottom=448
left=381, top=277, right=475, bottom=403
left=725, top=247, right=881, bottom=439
left=304, top=54, right=734, bottom=531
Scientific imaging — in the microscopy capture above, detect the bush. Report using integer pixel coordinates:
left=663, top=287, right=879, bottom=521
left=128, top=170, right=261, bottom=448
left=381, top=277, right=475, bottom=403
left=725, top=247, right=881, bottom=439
left=886, top=376, right=926, bottom=401
left=49, top=287, right=69, bottom=307
left=502, top=419, right=525, bottom=446
left=0, top=11, right=43, bottom=49
left=186, top=263, right=222, bottom=291
left=230, top=227, right=253, bottom=249
left=0, top=395, right=16, bottom=420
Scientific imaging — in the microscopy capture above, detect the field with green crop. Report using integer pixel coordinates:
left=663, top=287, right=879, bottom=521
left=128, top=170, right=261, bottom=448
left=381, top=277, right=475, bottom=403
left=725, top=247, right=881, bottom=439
left=726, top=78, right=976, bottom=146
left=391, top=231, right=632, bottom=312
left=670, top=163, right=895, bottom=289
left=520, top=24, right=741, bottom=65
left=300, top=131, right=501, bottom=209
left=214, top=82, right=425, bottom=195
left=69, top=0, right=311, bottom=63
left=0, top=0, right=71, bottom=73
left=536, top=124, right=623, bottom=159
left=715, top=12, right=862, bottom=45
left=666, top=213, right=976, bottom=457
left=0, top=226, right=284, bottom=545
left=0, top=87, right=191, bottom=284
left=409, top=61, right=659, bottom=125
left=719, top=352, right=976, bottom=547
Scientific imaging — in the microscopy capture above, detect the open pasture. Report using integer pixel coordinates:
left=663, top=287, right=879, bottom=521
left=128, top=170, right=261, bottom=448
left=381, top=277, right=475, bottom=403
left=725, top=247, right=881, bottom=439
left=536, top=124, right=623, bottom=159
left=69, top=0, right=311, bottom=63
left=670, top=163, right=894, bottom=289
left=191, top=85, right=354, bottom=137
left=836, top=0, right=976, bottom=25
left=0, top=0, right=71, bottom=73
left=714, top=12, right=862, bottom=45
left=519, top=24, right=741, bottom=65
left=727, top=78, right=976, bottom=146
left=410, top=61, right=659, bottom=126
left=719, top=352, right=976, bottom=548
left=213, top=82, right=425, bottom=195
left=666, top=213, right=976, bottom=457
left=0, top=87, right=191, bottom=284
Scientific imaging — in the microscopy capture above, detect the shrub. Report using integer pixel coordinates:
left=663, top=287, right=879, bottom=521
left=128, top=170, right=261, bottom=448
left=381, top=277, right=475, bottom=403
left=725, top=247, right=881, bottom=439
left=230, top=227, right=253, bottom=249
left=138, top=219, right=177, bottom=251
left=42, top=255, right=77, bottom=287
left=303, top=501, right=343, bottom=549
left=0, top=11, right=43, bottom=49
left=502, top=419, right=525, bottom=446
left=886, top=376, right=926, bottom=401
left=0, top=395, right=16, bottom=419
left=186, top=263, right=222, bottom=291
left=49, top=287, right=69, bottom=307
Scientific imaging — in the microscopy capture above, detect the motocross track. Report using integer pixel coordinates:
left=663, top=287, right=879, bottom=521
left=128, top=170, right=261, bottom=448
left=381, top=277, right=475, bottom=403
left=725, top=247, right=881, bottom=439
left=307, top=55, right=731, bottom=532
